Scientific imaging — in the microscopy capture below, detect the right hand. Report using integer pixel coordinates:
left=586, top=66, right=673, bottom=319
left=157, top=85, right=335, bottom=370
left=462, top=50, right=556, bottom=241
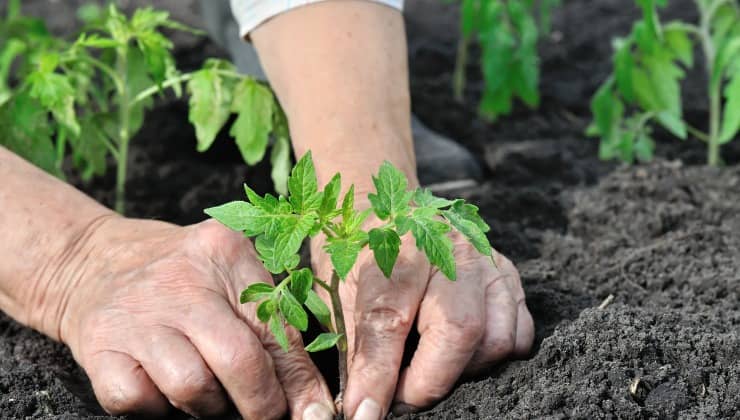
left=48, top=217, right=334, bottom=419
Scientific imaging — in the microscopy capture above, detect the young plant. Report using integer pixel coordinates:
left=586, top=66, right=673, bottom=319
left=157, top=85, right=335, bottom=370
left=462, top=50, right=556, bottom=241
left=589, top=0, right=740, bottom=166
left=452, top=0, right=559, bottom=121
left=204, top=152, right=495, bottom=409
left=0, top=3, right=290, bottom=213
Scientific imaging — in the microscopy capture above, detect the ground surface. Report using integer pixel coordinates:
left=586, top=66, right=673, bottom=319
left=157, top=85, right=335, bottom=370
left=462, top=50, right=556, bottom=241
left=1, top=0, right=739, bottom=418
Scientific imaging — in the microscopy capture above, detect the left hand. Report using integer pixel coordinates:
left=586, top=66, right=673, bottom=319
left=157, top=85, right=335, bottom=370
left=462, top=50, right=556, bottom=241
left=311, top=224, right=535, bottom=420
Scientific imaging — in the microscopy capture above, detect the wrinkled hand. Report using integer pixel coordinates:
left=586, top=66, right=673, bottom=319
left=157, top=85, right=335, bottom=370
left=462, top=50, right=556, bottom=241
left=56, top=218, right=334, bottom=419
left=312, top=225, right=535, bottom=419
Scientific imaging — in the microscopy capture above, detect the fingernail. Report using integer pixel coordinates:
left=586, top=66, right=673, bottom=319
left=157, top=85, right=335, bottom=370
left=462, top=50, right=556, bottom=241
left=303, top=402, right=334, bottom=420
left=391, top=402, right=419, bottom=416
left=353, top=398, right=381, bottom=420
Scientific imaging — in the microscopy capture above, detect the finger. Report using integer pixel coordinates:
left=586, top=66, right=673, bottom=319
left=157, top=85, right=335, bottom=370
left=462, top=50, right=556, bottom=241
left=251, top=317, right=336, bottom=420
left=344, top=255, right=428, bottom=420
left=514, top=301, right=535, bottom=357
left=394, top=261, right=486, bottom=410
left=184, top=304, right=288, bottom=420
left=465, top=270, right=520, bottom=374
left=87, top=350, right=169, bottom=416
left=135, top=327, right=227, bottom=417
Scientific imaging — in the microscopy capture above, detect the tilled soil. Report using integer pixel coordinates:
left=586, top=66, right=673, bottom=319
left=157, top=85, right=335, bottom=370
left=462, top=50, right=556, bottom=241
left=2, top=0, right=739, bottom=418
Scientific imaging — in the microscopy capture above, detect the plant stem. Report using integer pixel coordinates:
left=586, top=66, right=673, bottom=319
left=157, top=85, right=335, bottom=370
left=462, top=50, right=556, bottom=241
left=453, top=33, right=470, bottom=103
left=329, top=271, right=348, bottom=410
left=708, top=82, right=721, bottom=166
left=55, top=128, right=67, bottom=174
left=115, top=47, right=130, bottom=214
left=697, top=1, right=723, bottom=166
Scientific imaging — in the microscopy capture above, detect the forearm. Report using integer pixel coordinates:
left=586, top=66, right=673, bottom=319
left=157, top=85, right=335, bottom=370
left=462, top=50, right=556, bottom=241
left=250, top=0, right=418, bottom=193
left=0, top=146, right=116, bottom=340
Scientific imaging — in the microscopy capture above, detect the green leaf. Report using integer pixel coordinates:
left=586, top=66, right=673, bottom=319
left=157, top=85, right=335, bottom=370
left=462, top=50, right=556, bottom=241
left=634, top=133, right=655, bottom=161
left=342, top=185, right=356, bottom=222
left=69, top=115, right=110, bottom=181
left=367, top=161, right=412, bottom=220
left=279, top=289, right=308, bottom=331
left=613, top=38, right=636, bottom=102
left=655, top=110, right=687, bottom=139
left=288, top=151, right=322, bottom=214
left=368, top=228, right=401, bottom=278
left=230, top=79, right=274, bottom=165
left=413, top=188, right=454, bottom=208
left=270, top=108, right=291, bottom=196
left=443, top=207, right=492, bottom=257
left=188, top=69, right=232, bottom=152
left=255, top=235, right=284, bottom=274
left=397, top=210, right=456, bottom=280
left=288, top=269, right=313, bottom=304
left=27, top=69, right=80, bottom=136
left=448, top=200, right=490, bottom=232
left=305, top=290, right=332, bottom=329
left=461, top=0, right=479, bottom=36
left=204, top=201, right=259, bottom=232
left=257, top=298, right=277, bottom=323
left=305, top=333, right=343, bottom=353
left=240, top=283, right=275, bottom=304
left=720, top=71, right=740, bottom=144
left=325, top=236, right=363, bottom=280
left=0, top=93, right=58, bottom=176
left=269, top=313, right=290, bottom=352
left=320, top=173, right=342, bottom=220
left=663, top=23, right=694, bottom=67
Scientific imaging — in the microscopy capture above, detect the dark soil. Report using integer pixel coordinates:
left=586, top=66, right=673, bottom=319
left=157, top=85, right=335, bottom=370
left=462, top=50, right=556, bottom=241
left=2, top=0, right=739, bottom=418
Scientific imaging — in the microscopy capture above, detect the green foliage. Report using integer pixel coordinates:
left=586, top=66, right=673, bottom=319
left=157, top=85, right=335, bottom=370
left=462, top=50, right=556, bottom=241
left=0, top=3, right=292, bottom=212
left=589, top=0, right=740, bottom=165
left=205, top=153, right=495, bottom=353
left=454, top=0, right=560, bottom=121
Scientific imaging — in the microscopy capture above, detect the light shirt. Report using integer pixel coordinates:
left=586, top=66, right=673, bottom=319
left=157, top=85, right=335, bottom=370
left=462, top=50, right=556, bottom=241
left=229, top=0, right=404, bottom=37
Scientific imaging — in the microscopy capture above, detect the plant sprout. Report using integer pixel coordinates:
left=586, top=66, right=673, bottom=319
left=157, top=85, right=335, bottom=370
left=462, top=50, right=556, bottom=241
left=205, top=152, right=494, bottom=408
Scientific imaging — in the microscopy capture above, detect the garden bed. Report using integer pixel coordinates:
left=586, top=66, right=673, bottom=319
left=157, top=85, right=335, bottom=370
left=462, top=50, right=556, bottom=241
left=1, top=0, right=739, bottom=418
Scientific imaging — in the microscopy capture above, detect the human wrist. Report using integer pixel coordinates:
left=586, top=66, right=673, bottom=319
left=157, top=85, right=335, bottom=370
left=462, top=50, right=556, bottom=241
left=21, top=211, right=120, bottom=342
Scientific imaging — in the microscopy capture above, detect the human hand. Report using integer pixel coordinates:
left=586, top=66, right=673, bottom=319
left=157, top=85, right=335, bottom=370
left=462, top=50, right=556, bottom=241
left=311, top=224, right=535, bottom=419
left=52, top=218, right=334, bottom=419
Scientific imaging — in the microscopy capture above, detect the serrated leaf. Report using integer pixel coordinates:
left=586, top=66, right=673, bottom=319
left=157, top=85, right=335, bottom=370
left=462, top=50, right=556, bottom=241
left=325, top=236, right=362, bottom=280
left=204, top=201, right=260, bottom=232
left=270, top=114, right=291, bottom=196
left=305, top=290, right=332, bottom=329
left=288, top=151, right=322, bottom=214
left=397, top=211, right=456, bottom=280
left=368, top=161, right=412, bottom=220
left=257, top=298, right=277, bottom=323
left=0, top=92, right=58, bottom=176
left=320, top=173, right=342, bottom=220
left=449, top=200, right=490, bottom=232
left=279, top=289, right=308, bottom=331
left=240, top=283, right=275, bottom=304
left=634, top=133, right=655, bottom=161
left=70, top=115, right=109, bottom=181
left=614, top=39, right=636, bottom=102
left=720, top=71, right=740, bottom=144
left=305, top=333, right=343, bottom=352
left=188, top=69, right=231, bottom=151
left=288, top=269, right=313, bottom=303
left=663, top=23, right=693, bottom=67
left=230, top=79, right=274, bottom=165
left=27, top=70, right=80, bottom=136
left=656, top=110, right=687, bottom=139
left=413, top=188, right=454, bottom=208
left=443, top=208, right=492, bottom=257
left=269, top=313, right=290, bottom=352
left=368, top=228, right=401, bottom=278
left=255, top=235, right=283, bottom=274
left=342, top=185, right=355, bottom=222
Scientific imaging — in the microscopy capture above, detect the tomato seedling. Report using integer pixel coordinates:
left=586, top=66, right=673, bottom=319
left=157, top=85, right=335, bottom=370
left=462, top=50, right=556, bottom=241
left=452, top=0, right=559, bottom=121
left=589, top=0, right=740, bottom=166
left=205, top=152, right=495, bottom=409
left=0, top=2, right=290, bottom=213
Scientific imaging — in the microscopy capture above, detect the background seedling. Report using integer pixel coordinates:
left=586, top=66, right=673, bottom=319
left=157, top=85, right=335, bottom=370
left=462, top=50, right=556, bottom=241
left=451, top=0, right=559, bottom=121
left=589, top=0, right=740, bottom=166
left=0, top=2, right=290, bottom=213
left=205, top=152, right=495, bottom=411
